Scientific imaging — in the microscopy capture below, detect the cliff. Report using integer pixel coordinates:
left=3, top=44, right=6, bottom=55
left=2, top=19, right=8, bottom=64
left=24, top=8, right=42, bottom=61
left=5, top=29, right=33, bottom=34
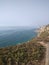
left=0, top=24, right=49, bottom=65
left=38, top=24, right=49, bottom=36
left=37, top=24, right=49, bottom=42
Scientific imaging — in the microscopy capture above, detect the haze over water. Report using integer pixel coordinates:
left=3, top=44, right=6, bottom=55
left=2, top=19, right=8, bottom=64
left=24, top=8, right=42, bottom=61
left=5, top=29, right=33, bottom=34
left=0, top=0, right=49, bottom=47
left=0, top=27, right=37, bottom=47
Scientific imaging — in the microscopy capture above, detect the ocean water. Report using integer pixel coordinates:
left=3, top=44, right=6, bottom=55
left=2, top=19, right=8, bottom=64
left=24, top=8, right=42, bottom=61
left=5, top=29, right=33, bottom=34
left=0, top=27, right=37, bottom=48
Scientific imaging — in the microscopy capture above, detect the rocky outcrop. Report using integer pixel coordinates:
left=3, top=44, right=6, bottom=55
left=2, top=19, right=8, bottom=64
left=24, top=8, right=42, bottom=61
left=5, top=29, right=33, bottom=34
left=37, top=24, right=49, bottom=37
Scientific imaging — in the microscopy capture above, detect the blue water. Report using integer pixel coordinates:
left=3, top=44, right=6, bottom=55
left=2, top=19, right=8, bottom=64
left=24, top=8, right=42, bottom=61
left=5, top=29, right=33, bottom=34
left=0, top=27, right=37, bottom=48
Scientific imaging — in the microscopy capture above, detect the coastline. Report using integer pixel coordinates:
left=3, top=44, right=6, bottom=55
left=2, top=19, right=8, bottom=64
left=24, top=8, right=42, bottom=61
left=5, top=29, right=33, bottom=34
left=0, top=24, right=49, bottom=65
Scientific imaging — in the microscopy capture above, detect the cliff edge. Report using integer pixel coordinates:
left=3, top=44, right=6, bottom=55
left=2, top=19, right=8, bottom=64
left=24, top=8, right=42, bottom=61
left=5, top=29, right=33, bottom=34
left=0, top=24, right=49, bottom=65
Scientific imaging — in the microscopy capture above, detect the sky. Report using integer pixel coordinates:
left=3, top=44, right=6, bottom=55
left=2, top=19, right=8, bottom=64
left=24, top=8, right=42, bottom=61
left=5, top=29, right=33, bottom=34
left=0, top=0, right=49, bottom=27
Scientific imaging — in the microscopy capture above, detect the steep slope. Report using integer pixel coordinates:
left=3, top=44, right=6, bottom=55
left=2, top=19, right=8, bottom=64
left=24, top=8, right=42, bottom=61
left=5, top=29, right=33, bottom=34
left=0, top=24, right=49, bottom=65
left=36, top=24, right=49, bottom=42
left=34, top=24, right=49, bottom=65
left=0, top=42, right=46, bottom=65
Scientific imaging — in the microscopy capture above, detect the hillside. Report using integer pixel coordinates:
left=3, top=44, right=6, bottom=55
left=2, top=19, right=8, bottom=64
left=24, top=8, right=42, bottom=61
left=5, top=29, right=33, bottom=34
left=0, top=42, right=46, bottom=65
left=0, top=24, right=49, bottom=65
left=36, top=24, right=49, bottom=42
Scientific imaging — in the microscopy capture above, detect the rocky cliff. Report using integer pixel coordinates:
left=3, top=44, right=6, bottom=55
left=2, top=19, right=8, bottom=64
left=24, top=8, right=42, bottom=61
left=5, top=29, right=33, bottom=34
left=38, top=24, right=49, bottom=37
left=36, top=24, right=49, bottom=42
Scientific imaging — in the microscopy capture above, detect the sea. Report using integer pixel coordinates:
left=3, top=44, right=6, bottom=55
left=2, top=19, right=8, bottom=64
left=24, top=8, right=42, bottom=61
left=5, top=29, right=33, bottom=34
left=0, top=27, right=37, bottom=48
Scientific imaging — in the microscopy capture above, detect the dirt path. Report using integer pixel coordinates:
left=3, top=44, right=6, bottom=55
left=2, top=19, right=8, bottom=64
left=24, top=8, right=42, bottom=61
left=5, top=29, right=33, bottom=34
left=39, top=41, right=49, bottom=65
left=45, top=43, right=49, bottom=65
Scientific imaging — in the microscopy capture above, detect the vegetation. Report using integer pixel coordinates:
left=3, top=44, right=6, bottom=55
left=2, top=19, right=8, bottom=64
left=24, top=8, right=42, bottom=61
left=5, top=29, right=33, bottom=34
left=0, top=24, right=49, bottom=65
left=0, top=42, right=46, bottom=65
left=38, top=31, right=49, bottom=42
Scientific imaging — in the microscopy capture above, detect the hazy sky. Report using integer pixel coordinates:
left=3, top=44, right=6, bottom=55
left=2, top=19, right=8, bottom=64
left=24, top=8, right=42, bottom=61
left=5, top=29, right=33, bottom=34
left=0, top=0, right=49, bottom=27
